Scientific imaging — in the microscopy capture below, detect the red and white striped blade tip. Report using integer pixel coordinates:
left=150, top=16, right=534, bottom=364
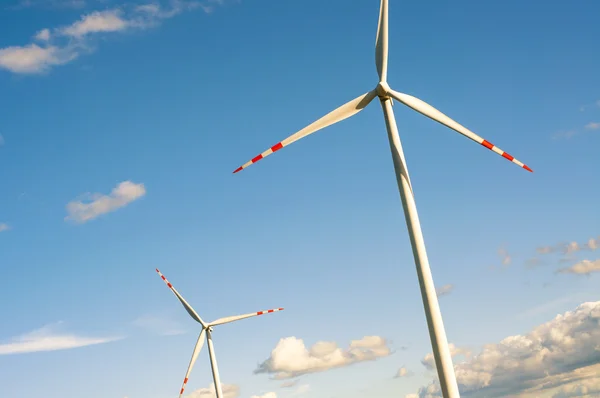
left=233, top=142, right=284, bottom=173
left=479, top=139, right=533, bottom=172
left=257, top=308, right=284, bottom=315
left=156, top=268, right=174, bottom=288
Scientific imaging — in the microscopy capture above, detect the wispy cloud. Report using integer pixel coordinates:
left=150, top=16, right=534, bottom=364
left=436, top=284, right=454, bottom=297
left=0, top=1, right=213, bottom=74
left=579, top=100, right=600, bottom=112
left=131, top=314, right=186, bottom=336
left=8, top=0, right=88, bottom=10
left=497, top=246, right=512, bottom=266
left=0, top=134, right=4, bottom=146
left=556, top=259, right=600, bottom=276
left=65, top=180, right=145, bottom=224
left=255, top=335, right=392, bottom=379
left=0, top=223, right=10, bottom=232
left=536, top=236, right=599, bottom=255
left=552, top=120, right=600, bottom=140
left=0, top=322, right=121, bottom=355
left=585, top=122, right=600, bottom=130
left=552, top=130, right=577, bottom=140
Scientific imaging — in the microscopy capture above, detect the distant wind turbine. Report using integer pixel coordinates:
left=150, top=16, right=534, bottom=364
left=232, top=1, right=532, bottom=397
left=156, top=269, right=284, bottom=398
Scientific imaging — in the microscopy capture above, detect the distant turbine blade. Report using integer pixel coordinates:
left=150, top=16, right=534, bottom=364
left=178, top=328, right=206, bottom=398
left=208, top=307, right=284, bottom=327
left=375, top=0, right=389, bottom=81
left=233, top=91, right=377, bottom=173
left=156, top=269, right=208, bottom=327
left=387, top=90, right=533, bottom=172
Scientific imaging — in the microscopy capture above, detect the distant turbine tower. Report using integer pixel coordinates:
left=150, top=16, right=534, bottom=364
left=232, top=1, right=532, bottom=397
left=156, top=269, right=284, bottom=398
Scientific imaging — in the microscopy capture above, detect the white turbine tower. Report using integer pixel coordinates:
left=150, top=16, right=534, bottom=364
left=232, top=1, right=532, bottom=397
left=156, top=269, right=284, bottom=398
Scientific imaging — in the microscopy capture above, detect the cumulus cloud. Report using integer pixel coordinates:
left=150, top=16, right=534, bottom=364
left=0, top=322, right=121, bottom=355
left=552, top=375, right=600, bottom=398
left=254, top=335, right=392, bottom=379
left=436, top=284, right=454, bottom=297
left=414, top=301, right=600, bottom=397
left=186, top=383, right=239, bottom=398
left=0, top=223, right=10, bottom=232
left=421, top=343, right=471, bottom=371
left=65, top=180, right=145, bottom=223
left=1, top=1, right=214, bottom=74
left=556, top=259, right=600, bottom=276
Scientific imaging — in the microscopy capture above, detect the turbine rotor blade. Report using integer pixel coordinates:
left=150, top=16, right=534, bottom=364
left=208, top=307, right=284, bottom=327
left=375, top=0, right=389, bottom=82
left=178, top=328, right=206, bottom=398
left=233, top=90, right=377, bottom=173
left=156, top=269, right=208, bottom=328
left=387, top=89, right=533, bottom=172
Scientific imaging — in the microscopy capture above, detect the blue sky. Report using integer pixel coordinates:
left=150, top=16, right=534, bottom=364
left=0, top=0, right=599, bottom=397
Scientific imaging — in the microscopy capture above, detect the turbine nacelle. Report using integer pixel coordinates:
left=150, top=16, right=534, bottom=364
left=376, top=81, right=392, bottom=100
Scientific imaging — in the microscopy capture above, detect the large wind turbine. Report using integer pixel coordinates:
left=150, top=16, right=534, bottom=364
left=232, top=1, right=532, bottom=397
left=156, top=269, right=284, bottom=398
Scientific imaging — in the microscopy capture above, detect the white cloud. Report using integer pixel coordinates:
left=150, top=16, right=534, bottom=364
left=0, top=322, right=121, bottom=355
left=579, top=100, right=600, bottom=112
left=65, top=180, right=146, bottom=224
left=1, top=1, right=214, bottom=75
left=10, top=0, right=87, bottom=9
left=436, top=284, right=454, bottom=297
left=0, top=134, right=4, bottom=146
left=413, top=301, right=600, bottom=397
left=59, top=9, right=129, bottom=37
left=250, top=393, right=276, bottom=398
left=254, top=335, right=392, bottom=379
left=405, top=395, right=419, bottom=398
left=552, top=376, right=600, bottom=398
left=0, top=223, right=10, bottom=232
left=186, top=383, right=239, bottom=398
left=557, top=259, right=600, bottom=276
left=0, top=43, right=77, bottom=74
left=34, top=28, right=51, bottom=41
left=131, top=315, right=186, bottom=336
left=585, top=122, right=600, bottom=130
left=421, top=343, right=471, bottom=371
left=552, top=130, right=577, bottom=140
left=395, top=366, right=413, bottom=378
left=280, top=380, right=298, bottom=388
left=497, top=247, right=511, bottom=266
left=536, top=236, right=600, bottom=256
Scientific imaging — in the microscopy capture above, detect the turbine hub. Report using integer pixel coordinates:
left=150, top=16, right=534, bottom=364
left=376, top=82, right=391, bottom=99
